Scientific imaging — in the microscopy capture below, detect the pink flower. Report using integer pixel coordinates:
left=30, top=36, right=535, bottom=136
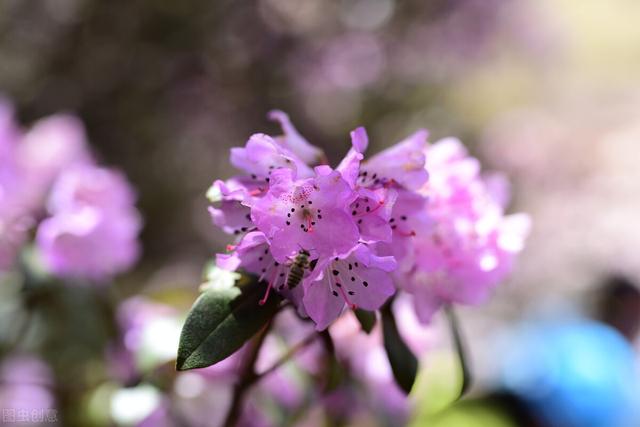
left=0, top=100, right=27, bottom=270
left=217, top=231, right=304, bottom=307
left=211, top=113, right=405, bottom=329
left=208, top=131, right=320, bottom=238
left=46, top=164, right=137, bottom=213
left=356, top=129, right=429, bottom=191
left=1, top=106, right=95, bottom=272
left=17, top=114, right=91, bottom=207
left=338, top=126, right=431, bottom=282
left=0, top=355, right=56, bottom=416
left=36, top=165, right=142, bottom=282
left=338, top=128, right=399, bottom=244
left=207, top=179, right=255, bottom=236
left=0, top=99, right=141, bottom=282
left=230, top=133, right=315, bottom=184
left=250, top=167, right=359, bottom=262
left=210, top=111, right=529, bottom=330
left=303, top=244, right=396, bottom=330
left=268, top=110, right=326, bottom=166
left=403, top=138, right=531, bottom=322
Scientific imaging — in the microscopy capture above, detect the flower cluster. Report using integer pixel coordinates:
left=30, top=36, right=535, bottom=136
left=0, top=98, right=141, bottom=282
left=400, top=138, right=531, bottom=323
left=211, top=111, right=529, bottom=329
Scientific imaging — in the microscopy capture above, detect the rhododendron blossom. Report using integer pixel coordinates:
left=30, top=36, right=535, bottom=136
left=212, top=114, right=408, bottom=329
left=0, top=98, right=142, bottom=281
left=303, top=244, right=396, bottom=330
left=401, top=138, right=531, bottom=323
left=211, top=111, right=529, bottom=330
left=36, top=165, right=142, bottom=281
left=251, top=167, right=359, bottom=262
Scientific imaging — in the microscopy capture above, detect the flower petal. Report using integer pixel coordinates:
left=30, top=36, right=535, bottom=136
left=303, top=266, right=345, bottom=331
left=336, top=127, right=367, bottom=188
left=251, top=169, right=359, bottom=262
left=268, top=110, right=326, bottom=166
left=362, top=129, right=429, bottom=190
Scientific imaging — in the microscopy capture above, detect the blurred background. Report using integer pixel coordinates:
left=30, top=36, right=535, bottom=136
left=2, top=0, right=640, bottom=426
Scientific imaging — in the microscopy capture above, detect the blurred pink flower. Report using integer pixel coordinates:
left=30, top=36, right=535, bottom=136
left=0, top=355, right=56, bottom=420
left=1, top=103, right=94, bottom=273
left=0, top=100, right=29, bottom=270
left=402, top=137, right=530, bottom=323
left=36, top=165, right=142, bottom=281
left=18, top=114, right=90, bottom=201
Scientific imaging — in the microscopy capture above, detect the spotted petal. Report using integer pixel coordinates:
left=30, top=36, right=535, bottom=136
left=251, top=168, right=359, bottom=262
left=302, top=245, right=396, bottom=330
left=230, top=133, right=314, bottom=182
left=207, top=180, right=253, bottom=235
left=360, top=129, right=429, bottom=190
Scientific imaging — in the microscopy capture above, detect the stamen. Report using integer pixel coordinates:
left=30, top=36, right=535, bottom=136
left=331, top=263, right=357, bottom=310
left=355, top=199, right=385, bottom=217
left=259, top=281, right=274, bottom=306
left=336, top=282, right=357, bottom=310
left=259, top=268, right=280, bottom=306
left=383, top=179, right=397, bottom=188
left=396, top=229, right=417, bottom=237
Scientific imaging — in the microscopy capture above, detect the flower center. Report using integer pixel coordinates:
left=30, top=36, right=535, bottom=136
left=390, top=214, right=417, bottom=237
left=284, top=201, right=322, bottom=233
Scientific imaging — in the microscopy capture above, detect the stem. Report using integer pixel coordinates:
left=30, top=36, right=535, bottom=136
left=256, top=332, right=317, bottom=380
left=445, top=304, right=472, bottom=398
left=319, top=329, right=335, bottom=354
left=223, top=323, right=271, bottom=427
left=222, top=328, right=320, bottom=427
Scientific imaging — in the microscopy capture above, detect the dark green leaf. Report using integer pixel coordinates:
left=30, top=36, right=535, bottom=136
left=354, top=309, right=376, bottom=334
left=176, top=275, right=281, bottom=370
left=382, top=304, right=418, bottom=394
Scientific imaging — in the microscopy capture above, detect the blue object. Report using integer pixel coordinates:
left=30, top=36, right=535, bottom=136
left=501, top=319, right=640, bottom=427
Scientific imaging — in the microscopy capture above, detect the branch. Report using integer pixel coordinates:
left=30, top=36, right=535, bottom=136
left=255, top=332, right=318, bottom=380
left=222, top=322, right=271, bottom=427
left=445, top=304, right=472, bottom=398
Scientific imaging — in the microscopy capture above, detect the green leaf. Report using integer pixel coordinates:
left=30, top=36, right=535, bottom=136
left=409, top=351, right=466, bottom=421
left=176, top=275, right=281, bottom=371
left=354, top=309, right=376, bottom=334
left=382, top=303, right=418, bottom=394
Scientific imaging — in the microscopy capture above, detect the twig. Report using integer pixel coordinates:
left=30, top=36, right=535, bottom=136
left=319, top=329, right=335, bottom=354
left=445, top=304, right=472, bottom=398
left=222, top=323, right=271, bottom=427
left=255, top=332, right=318, bottom=380
left=222, top=328, right=320, bottom=427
